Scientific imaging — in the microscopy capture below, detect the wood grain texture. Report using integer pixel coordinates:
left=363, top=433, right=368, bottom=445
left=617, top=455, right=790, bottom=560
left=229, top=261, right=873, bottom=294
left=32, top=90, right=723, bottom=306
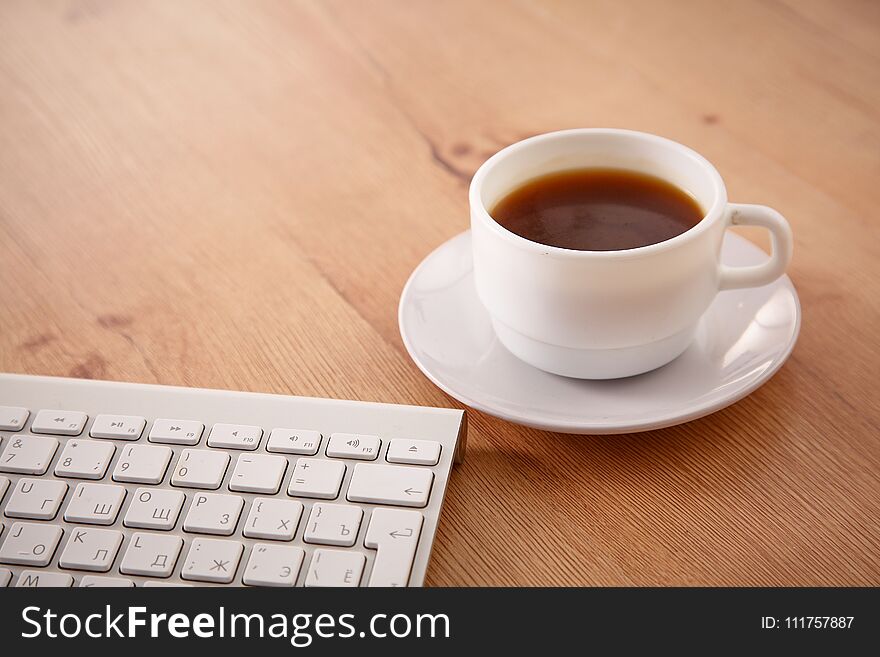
left=1, top=0, right=878, bottom=585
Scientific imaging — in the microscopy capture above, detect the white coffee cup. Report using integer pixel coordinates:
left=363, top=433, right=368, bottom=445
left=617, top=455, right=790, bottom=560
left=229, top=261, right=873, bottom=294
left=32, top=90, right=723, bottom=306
left=469, top=128, right=793, bottom=379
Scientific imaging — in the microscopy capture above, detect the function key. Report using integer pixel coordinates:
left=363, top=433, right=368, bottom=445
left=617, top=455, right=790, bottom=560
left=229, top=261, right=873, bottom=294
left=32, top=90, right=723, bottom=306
left=0, top=407, right=29, bottom=432
left=90, top=414, right=146, bottom=440
left=148, top=419, right=204, bottom=445
left=207, top=423, right=262, bottom=451
left=326, top=433, right=381, bottom=460
left=386, top=439, right=441, bottom=466
left=266, top=428, right=322, bottom=455
left=31, top=409, right=88, bottom=436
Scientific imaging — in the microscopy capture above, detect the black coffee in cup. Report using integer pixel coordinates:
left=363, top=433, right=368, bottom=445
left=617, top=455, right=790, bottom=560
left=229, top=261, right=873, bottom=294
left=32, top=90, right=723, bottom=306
left=491, top=168, right=704, bottom=251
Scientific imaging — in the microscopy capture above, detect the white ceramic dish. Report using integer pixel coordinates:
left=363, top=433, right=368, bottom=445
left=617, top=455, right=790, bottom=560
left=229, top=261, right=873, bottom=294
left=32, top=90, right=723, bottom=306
left=399, top=230, right=801, bottom=434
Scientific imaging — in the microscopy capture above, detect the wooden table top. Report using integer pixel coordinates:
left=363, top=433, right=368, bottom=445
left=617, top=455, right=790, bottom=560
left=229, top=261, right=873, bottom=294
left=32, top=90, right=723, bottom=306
left=1, top=0, right=878, bottom=586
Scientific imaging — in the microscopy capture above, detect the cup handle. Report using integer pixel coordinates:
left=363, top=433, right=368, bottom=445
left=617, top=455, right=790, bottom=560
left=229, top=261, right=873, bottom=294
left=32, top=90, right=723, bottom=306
left=718, top=203, right=793, bottom=291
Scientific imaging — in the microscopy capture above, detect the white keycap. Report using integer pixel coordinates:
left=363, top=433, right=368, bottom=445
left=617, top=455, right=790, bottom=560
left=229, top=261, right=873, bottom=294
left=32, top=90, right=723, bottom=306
left=243, top=498, right=303, bottom=541
left=0, top=406, right=29, bottom=431
left=54, top=439, right=115, bottom=479
left=59, top=527, right=123, bottom=572
left=149, top=419, right=204, bottom=445
left=142, top=581, right=192, bottom=587
left=326, top=432, right=381, bottom=460
left=302, top=503, right=362, bottom=547
left=287, top=458, right=344, bottom=499
left=0, top=522, right=64, bottom=566
left=183, top=493, right=244, bottom=535
left=243, top=543, right=305, bottom=586
left=207, top=423, right=262, bottom=450
left=0, top=476, right=10, bottom=503
left=0, top=435, right=58, bottom=474
left=64, top=483, right=126, bottom=525
left=16, top=571, right=73, bottom=587
left=180, top=538, right=243, bottom=583
left=171, top=449, right=229, bottom=489
left=266, top=428, right=322, bottom=455
left=4, top=478, right=68, bottom=519
left=365, top=507, right=424, bottom=587
left=31, top=409, right=88, bottom=436
left=119, top=533, right=183, bottom=578
left=0, top=568, right=10, bottom=586
left=229, top=454, right=287, bottom=493
left=305, top=549, right=365, bottom=587
left=113, top=444, right=173, bottom=484
left=90, top=414, right=146, bottom=440
left=386, top=439, right=442, bottom=466
left=124, top=488, right=186, bottom=530
left=347, top=463, right=433, bottom=508
left=80, top=576, right=133, bottom=587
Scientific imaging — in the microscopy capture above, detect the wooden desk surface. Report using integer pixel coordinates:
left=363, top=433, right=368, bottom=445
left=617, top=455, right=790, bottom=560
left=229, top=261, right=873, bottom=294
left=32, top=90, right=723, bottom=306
left=1, top=0, right=878, bottom=585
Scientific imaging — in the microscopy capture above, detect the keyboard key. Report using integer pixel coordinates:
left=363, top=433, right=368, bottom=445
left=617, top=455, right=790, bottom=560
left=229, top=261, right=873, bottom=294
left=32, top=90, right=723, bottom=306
left=243, top=543, right=305, bottom=586
left=302, top=503, right=362, bottom=547
left=64, top=483, right=126, bottom=525
left=0, top=406, right=29, bottom=431
left=119, top=533, right=183, bottom=578
left=229, top=454, right=287, bottom=494
left=59, top=527, right=123, bottom=572
left=16, top=571, right=73, bottom=587
left=31, top=409, right=88, bottom=436
left=54, top=439, right=115, bottom=479
left=326, top=433, right=381, bottom=460
left=171, top=449, right=229, bottom=489
left=0, top=522, right=64, bottom=566
left=142, top=581, right=192, bottom=587
left=149, top=419, right=204, bottom=445
left=113, top=444, right=173, bottom=484
left=80, top=576, right=133, bottom=587
left=266, top=428, right=322, bottom=455
left=0, top=435, right=58, bottom=474
left=386, top=439, right=441, bottom=466
left=4, top=478, right=68, bottom=519
left=347, top=463, right=433, bottom=508
left=180, top=538, right=243, bottom=583
left=305, top=549, right=365, bottom=587
left=90, top=414, right=146, bottom=440
left=287, top=458, right=344, bottom=499
left=364, top=508, right=424, bottom=587
left=0, top=476, right=10, bottom=503
left=183, top=493, right=244, bottom=536
left=0, top=568, right=10, bottom=586
left=124, top=488, right=186, bottom=530
left=207, top=423, right=262, bottom=450
left=243, top=498, right=303, bottom=541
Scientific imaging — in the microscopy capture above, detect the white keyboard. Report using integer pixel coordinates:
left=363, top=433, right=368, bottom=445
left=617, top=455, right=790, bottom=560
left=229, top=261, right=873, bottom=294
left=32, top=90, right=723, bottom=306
left=0, top=374, right=466, bottom=587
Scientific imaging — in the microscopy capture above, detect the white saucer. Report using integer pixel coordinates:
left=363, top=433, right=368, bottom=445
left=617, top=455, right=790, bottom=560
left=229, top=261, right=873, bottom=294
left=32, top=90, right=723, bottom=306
left=399, top=231, right=801, bottom=434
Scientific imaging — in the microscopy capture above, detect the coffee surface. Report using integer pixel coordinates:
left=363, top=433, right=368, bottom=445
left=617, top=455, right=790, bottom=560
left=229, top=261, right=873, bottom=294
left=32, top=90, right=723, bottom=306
left=490, top=168, right=704, bottom=251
